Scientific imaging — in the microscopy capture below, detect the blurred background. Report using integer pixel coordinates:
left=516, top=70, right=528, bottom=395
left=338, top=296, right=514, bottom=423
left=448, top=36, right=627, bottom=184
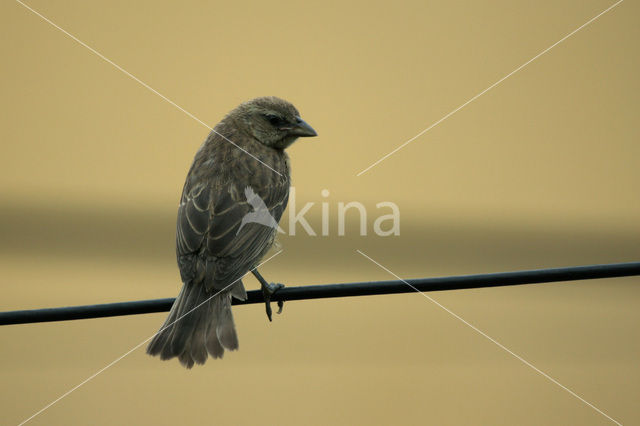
left=1, top=0, right=638, bottom=424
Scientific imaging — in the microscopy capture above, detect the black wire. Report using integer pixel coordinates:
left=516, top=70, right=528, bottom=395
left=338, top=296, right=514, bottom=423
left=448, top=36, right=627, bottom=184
left=1, top=261, right=638, bottom=326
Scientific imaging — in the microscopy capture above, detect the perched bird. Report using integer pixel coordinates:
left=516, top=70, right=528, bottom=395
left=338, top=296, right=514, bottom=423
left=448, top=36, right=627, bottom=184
left=147, top=96, right=317, bottom=368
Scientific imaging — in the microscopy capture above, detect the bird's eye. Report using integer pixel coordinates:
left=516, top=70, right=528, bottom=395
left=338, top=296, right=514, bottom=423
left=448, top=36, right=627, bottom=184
left=265, top=114, right=286, bottom=127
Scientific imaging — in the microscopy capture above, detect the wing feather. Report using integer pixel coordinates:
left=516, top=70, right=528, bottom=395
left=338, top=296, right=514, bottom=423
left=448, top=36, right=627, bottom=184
left=176, top=158, right=289, bottom=292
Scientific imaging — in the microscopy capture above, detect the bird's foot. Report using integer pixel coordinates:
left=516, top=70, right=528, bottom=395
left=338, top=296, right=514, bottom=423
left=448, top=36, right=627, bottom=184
left=262, top=282, right=284, bottom=322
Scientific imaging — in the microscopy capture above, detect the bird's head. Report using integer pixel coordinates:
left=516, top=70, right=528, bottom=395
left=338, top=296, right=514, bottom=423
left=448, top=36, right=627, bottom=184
left=234, top=96, right=317, bottom=150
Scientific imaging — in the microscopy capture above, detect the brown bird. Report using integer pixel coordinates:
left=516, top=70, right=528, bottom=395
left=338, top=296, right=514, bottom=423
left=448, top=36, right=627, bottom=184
left=147, top=96, right=317, bottom=368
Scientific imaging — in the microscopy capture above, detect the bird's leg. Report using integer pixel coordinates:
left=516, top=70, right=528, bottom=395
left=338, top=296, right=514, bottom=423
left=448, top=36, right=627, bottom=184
left=251, top=269, right=284, bottom=322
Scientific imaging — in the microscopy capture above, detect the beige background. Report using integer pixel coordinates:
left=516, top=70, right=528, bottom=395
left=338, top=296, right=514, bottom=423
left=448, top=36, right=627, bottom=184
left=1, top=0, right=639, bottom=424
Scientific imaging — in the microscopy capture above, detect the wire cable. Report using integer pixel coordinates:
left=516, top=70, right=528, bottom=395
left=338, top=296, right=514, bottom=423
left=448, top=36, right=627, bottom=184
left=1, top=261, right=638, bottom=326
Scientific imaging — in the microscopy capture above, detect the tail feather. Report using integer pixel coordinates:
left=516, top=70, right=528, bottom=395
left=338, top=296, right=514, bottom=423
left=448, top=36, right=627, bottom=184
left=178, top=350, right=195, bottom=369
left=215, top=296, right=239, bottom=350
left=147, top=284, right=186, bottom=360
left=230, top=282, right=247, bottom=300
left=189, top=296, right=209, bottom=365
left=205, top=324, right=225, bottom=359
left=169, top=281, right=203, bottom=357
left=146, top=280, right=245, bottom=368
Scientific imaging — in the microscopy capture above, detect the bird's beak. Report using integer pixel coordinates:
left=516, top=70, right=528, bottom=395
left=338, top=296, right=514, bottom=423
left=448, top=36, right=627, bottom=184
left=289, top=117, right=317, bottom=137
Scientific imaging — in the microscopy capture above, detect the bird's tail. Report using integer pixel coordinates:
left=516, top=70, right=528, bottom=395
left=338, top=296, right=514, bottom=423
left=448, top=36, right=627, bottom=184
left=146, top=281, right=245, bottom=368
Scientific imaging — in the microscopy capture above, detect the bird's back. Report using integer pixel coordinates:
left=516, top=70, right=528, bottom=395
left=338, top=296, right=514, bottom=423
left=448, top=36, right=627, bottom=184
left=176, top=127, right=290, bottom=292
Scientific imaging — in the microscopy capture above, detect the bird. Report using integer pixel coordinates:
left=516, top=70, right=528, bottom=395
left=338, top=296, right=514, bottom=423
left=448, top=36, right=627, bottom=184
left=236, top=186, right=280, bottom=236
left=146, top=96, right=317, bottom=368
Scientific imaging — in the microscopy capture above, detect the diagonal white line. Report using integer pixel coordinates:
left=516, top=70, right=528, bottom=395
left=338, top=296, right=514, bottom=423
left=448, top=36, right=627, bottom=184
left=356, top=249, right=622, bottom=425
left=18, top=249, right=284, bottom=425
left=14, top=0, right=282, bottom=177
left=356, top=0, right=624, bottom=176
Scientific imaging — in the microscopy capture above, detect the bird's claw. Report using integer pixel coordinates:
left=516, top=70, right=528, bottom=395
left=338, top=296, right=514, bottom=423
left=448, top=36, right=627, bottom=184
left=262, top=282, right=285, bottom=322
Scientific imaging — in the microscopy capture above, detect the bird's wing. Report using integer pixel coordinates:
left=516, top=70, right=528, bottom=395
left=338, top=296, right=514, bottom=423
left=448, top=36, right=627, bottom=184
left=176, top=181, right=215, bottom=256
left=176, top=174, right=289, bottom=291
left=206, top=181, right=289, bottom=287
left=244, top=186, right=263, bottom=210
